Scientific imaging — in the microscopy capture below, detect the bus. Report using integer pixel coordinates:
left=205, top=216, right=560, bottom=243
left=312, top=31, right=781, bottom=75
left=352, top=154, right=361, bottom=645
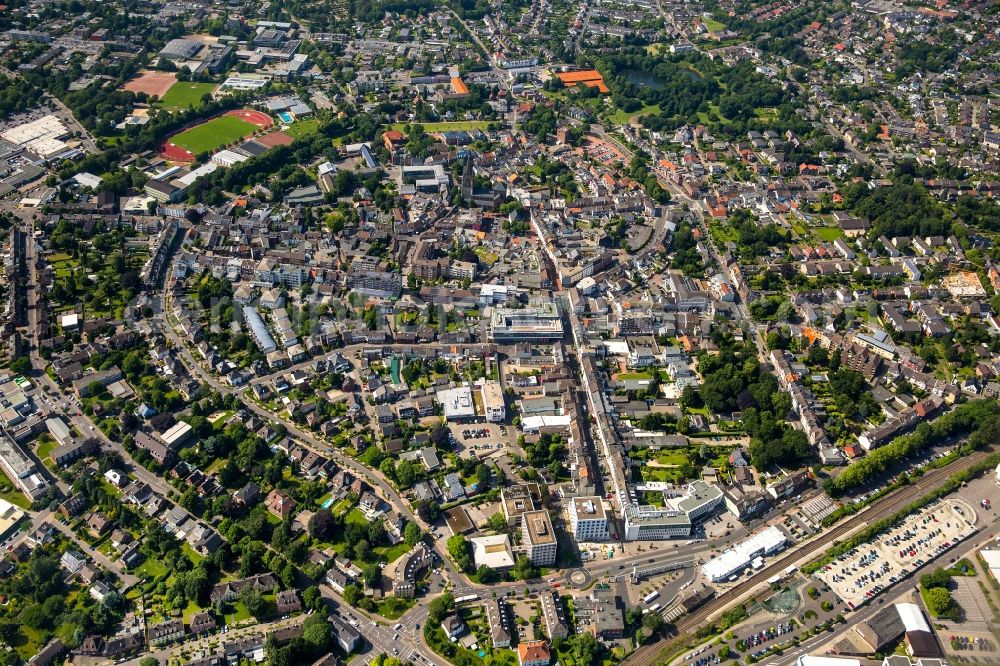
left=642, top=591, right=660, bottom=604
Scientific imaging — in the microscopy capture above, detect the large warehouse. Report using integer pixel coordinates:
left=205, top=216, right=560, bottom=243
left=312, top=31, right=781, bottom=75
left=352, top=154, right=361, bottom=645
left=0, top=115, right=72, bottom=160
left=702, top=525, right=788, bottom=582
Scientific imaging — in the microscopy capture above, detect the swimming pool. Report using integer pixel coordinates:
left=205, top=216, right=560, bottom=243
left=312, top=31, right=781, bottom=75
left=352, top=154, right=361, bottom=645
left=278, top=111, right=294, bottom=124
left=321, top=497, right=334, bottom=509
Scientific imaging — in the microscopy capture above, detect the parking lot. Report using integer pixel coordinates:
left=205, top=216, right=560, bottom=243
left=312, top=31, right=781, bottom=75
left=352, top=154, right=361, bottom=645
left=737, top=621, right=795, bottom=661
left=815, top=499, right=977, bottom=609
left=447, top=422, right=518, bottom=460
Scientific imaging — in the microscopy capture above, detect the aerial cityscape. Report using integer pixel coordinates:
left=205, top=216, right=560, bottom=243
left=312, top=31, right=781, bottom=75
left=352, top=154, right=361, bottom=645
left=0, top=1, right=997, bottom=666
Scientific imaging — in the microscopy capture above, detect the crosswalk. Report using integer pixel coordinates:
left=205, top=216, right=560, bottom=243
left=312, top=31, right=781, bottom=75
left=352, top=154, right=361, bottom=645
left=662, top=604, right=685, bottom=622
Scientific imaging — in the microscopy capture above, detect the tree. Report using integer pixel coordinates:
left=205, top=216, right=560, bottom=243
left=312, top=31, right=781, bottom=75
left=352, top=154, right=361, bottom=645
left=353, top=539, right=371, bottom=562
left=139, top=658, right=159, bottom=666
left=240, top=585, right=267, bottom=618
left=486, top=512, right=508, bottom=533
left=396, top=460, right=416, bottom=488
left=920, top=568, right=951, bottom=590
left=302, top=617, right=331, bottom=650
left=476, top=565, right=499, bottom=584
left=427, top=591, right=454, bottom=624
left=415, top=499, right=441, bottom=522
left=571, top=633, right=604, bottom=666
left=343, top=584, right=362, bottom=606
left=430, top=424, right=450, bottom=448
left=447, top=535, right=472, bottom=572
left=403, top=521, right=422, bottom=546
left=150, top=412, right=177, bottom=432
left=380, top=458, right=397, bottom=483
left=303, top=586, right=322, bottom=612
left=642, top=612, right=664, bottom=634
left=475, top=463, right=491, bottom=489
left=362, top=563, right=382, bottom=589
left=8, top=357, right=31, bottom=376
left=925, top=587, right=959, bottom=620
left=512, top=555, right=538, bottom=581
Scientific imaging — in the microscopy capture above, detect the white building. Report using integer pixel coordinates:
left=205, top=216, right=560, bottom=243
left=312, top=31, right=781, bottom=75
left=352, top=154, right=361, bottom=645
left=702, top=525, right=788, bottom=582
left=212, top=149, right=249, bottom=167
left=623, top=481, right=724, bottom=541
left=567, top=497, right=608, bottom=541
left=471, top=534, right=515, bottom=570
left=622, top=504, right=691, bottom=540
left=160, top=421, right=193, bottom=448
left=61, top=312, right=80, bottom=332
left=479, top=381, right=506, bottom=422
left=795, top=658, right=860, bottom=666
left=521, top=510, right=557, bottom=566
left=437, top=386, right=477, bottom=421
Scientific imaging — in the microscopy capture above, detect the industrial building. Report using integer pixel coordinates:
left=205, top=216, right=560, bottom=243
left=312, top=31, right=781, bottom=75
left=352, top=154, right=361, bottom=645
left=855, top=603, right=942, bottom=658
left=437, top=386, right=476, bottom=422
left=702, top=525, right=788, bottom=582
left=0, top=115, right=72, bottom=161
left=471, top=534, right=515, bottom=570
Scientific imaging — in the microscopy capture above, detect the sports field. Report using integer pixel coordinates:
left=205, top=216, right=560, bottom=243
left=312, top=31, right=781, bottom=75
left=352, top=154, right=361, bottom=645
left=122, top=70, right=177, bottom=97
left=171, top=115, right=257, bottom=154
left=159, top=82, right=218, bottom=110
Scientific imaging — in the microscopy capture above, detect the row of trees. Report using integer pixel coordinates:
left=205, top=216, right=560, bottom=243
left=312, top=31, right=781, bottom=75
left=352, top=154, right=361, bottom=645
left=827, top=399, right=1000, bottom=494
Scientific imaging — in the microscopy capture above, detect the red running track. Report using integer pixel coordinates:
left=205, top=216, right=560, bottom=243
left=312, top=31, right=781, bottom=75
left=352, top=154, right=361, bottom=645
left=224, top=108, right=273, bottom=129
left=158, top=108, right=274, bottom=162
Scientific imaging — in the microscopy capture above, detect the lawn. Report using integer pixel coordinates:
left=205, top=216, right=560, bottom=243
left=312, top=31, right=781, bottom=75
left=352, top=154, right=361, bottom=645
left=133, top=557, right=168, bottom=580
left=223, top=601, right=253, bottom=625
left=345, top=508, right=369, bottom=526
left=708, top=221, right=739, bottom=244
left=159, top=82, right=217, bottom=111
left=0, top=472, right=30, bottom=509
left=376, top=542, right=410, bottom=563
left=703, top=17, right=727, bottom=32
left=377, top=597, right=415, bottom=619
left=388, top=121, right=490, bottom=133
left=656, top=451, right=690, bottom=466
left=473, top=246, right=498, bottom=264
left=182, top=542, right=206, bottom=564
left=330, top=498, right=354, bottom=516
left=815, top=226, right=846, bottom=241
left=172, top=115, right=257, bottom=154
left=608, top=104, right=660, bottom=126
left=285, top=117, right=319, bottom=138
left=50, top=253, right=79, bottom=279
left=35, top=436, right=56, bottom=463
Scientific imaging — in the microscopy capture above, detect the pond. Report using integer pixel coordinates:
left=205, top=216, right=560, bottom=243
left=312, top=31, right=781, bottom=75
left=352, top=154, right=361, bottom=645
left=620, top=67, right=702, bottom=89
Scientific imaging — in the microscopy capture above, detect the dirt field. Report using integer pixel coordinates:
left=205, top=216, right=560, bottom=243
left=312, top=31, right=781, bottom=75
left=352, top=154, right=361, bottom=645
left=256, top=131, right=294, bottom=147
left=122, top=70, right=177, bottom=98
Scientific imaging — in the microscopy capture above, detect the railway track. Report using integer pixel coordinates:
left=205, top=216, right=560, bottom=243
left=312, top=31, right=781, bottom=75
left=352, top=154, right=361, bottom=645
left=623, top=450, right=991, bottom=666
